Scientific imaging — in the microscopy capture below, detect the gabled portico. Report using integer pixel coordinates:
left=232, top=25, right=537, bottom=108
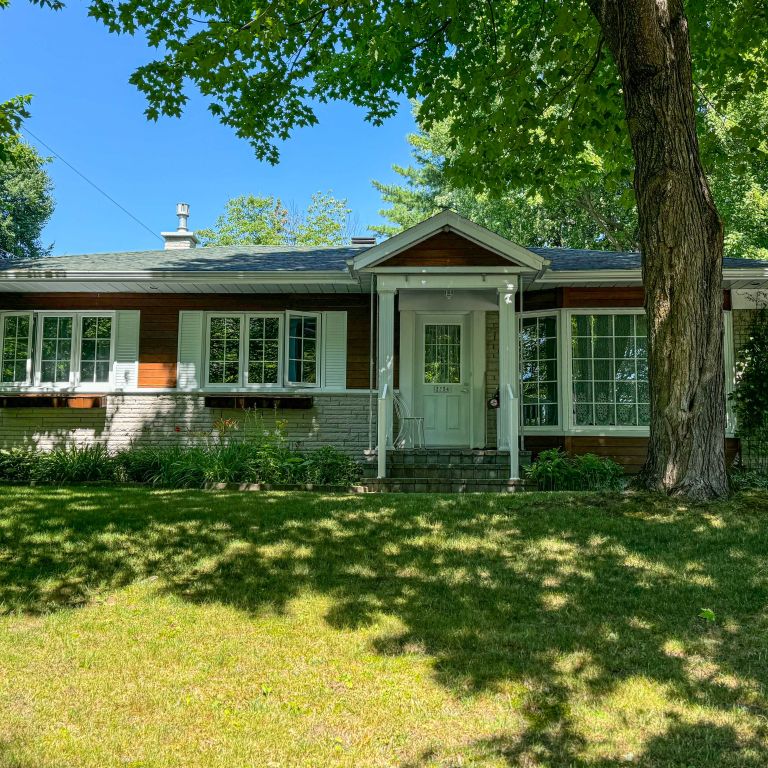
left=352, top=210, right=549, bottom=480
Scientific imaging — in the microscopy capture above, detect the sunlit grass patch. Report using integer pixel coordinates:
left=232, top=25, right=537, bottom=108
left=1, top=486, right=767, bottom=766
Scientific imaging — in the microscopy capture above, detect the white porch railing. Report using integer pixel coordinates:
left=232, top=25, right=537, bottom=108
left=377, top=382, right=390, bottom=478
left=506, top=383, right=520, bottom=481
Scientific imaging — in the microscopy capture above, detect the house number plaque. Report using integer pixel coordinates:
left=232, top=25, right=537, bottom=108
left=433, top=385, right=450, bottom=393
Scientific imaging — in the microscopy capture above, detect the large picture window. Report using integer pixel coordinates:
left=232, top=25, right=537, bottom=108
left=205, top=312, right=320, bottom=388
left=520, top=315, right=558, bottom=426
left=571, top=313, right=649, bottom=427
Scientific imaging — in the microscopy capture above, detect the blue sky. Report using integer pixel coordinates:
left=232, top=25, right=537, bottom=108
left=1, top=3, right=417, bottom=254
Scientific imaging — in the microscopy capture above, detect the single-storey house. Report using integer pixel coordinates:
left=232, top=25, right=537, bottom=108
left=0, top=208, right=765, bottom=484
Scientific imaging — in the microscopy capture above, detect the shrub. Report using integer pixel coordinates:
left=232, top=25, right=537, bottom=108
left=525, top=448, right=624, bottom=492
left=304, top=446, right=361, bottom=486
left=0, top=449, right=39, bottom=483
left=117, top=445, right=209, bottom=488
left=34, top=445, right=116, bottom=484
left=729, top=468, right=768, bottom=492
left=731, top=306, right=768, bottom=473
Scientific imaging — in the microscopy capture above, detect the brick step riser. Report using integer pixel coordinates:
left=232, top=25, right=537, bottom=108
left=363, top=480, right=530, bottom=493
left=361, top=467, right=530, bottom=479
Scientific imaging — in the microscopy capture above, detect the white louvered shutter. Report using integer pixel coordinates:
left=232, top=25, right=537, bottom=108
left=113, top=310, right=140, bottom=390
left=322, top=311, right=347, bottom=390
left=177, top=311, right=204, bottom=390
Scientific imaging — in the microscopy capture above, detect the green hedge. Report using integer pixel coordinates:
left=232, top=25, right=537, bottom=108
left=0, top=443, right=361, bottom=489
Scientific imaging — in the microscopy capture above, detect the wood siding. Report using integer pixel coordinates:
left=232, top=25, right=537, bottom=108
left=524, top=286, right=732, bottom=309
left=524, top=435, right=740, bottom=474
left=0, top=293, right=376, bottom=389
left=380, top=231, right=512, bottom=267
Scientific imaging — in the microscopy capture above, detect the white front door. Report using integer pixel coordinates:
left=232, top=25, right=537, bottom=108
left=415, top=313, right=471, bottom=446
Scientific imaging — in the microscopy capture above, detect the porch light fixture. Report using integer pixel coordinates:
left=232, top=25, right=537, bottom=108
left=445, top=289, right=454, bottom=300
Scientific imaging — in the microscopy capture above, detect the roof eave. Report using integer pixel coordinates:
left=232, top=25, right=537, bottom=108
left=0, top=269, right=356, bottom=285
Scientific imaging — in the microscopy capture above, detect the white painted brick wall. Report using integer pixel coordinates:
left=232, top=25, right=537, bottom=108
left=0, top=393, right=374, bottom=454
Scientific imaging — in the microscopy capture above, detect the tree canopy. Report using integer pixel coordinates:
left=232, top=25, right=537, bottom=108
left=372, top=107, right=638, bottom=251
left=0, top=137, right=54, bottom=259
left=196, top=192, right=354, bottom=247
left=76, top=1, right=765, bottom=192
left=374, top=99, right=768, bottom=259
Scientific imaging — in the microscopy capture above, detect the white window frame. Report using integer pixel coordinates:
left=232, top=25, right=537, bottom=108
left=518, top=310, right=562, bottom=431
left=202, top=311, right=321, bottom=390
left=204, top=313, right=245, bottom=389
left=285, top=311, right=322, bottom=388
left=245, top=313, right=284, bottom=388
left=563, top=308, right=649, bottom=435
left=34, top=311, right=116, bottom=391
left=0, top=311, right=34, bottom=388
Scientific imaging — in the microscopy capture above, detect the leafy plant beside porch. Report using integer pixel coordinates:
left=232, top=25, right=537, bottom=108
left=731, top=307, right=768, bottom=478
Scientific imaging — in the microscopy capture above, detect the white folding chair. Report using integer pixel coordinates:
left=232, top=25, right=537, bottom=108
left=393, top=391, right=425, bottom=448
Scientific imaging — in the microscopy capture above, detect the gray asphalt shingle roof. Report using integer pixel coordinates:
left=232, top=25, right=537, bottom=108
left=0, top=245, right=367, bottom=273
left=1, top=244, right=766, bottom=273
left=529, top=247, right=768, bottom=271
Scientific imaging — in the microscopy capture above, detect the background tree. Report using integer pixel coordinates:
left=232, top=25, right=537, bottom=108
left=29, top=0, right=768, bottom=497
left=372, top=108, right=638, bottom=251
left=0, top=136, right=54, bottom=259
left=197, top=192, right=354, bottom=247
left=374, top=100, right=768, bottom=260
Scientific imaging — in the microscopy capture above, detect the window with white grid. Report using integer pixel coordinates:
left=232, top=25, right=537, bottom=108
left=520, top=315, right=558, bottom=426
left=0, top=314, right=32, bottom=383
left=571, top=313, right=649, bottom=427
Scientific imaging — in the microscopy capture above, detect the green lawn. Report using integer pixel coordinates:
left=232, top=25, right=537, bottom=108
left=1, top=487, right=768, bottom=767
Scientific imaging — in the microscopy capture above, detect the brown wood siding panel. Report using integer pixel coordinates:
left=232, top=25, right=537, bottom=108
left=518, top=288, right=562, bottom=311
left=0, top=293, right=378, bottom=390
left=560, top=287, right=731, bottom=310
left=562, top=287, right=646, bottom=308
left=380, top=231, right=512, bottom=267
left=524, top=435, right=739, bottom=474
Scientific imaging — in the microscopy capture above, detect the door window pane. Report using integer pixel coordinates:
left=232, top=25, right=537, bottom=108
left=208, top=316, right=241, bottom=384
left=288, top=315, right=318, bottom=384
left=248, top=316, right=280, bottom=384
left=79, top=316, right=112, bottom=384
left=571, top=313, right=649, bottom=426
left=520, top=315, right=558, bottom=426
left=424, top=323, right=461, bottom=384
left=40, top=316, right=73, bottom=383
left=1, top=314, right=31, bottom=383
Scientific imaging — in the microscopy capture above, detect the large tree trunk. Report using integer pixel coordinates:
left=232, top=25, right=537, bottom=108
left=588, top=0, right=728, bottom=499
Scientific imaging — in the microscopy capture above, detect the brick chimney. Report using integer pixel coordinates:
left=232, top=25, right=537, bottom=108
left=161, top=203, right=198, bottom=249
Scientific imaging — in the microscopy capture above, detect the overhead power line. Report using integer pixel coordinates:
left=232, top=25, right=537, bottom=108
left=21, top=127, right=164, bottom=244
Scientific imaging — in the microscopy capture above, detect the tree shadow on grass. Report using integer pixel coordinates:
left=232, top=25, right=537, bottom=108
left=2, top=486, right=768, bottom=765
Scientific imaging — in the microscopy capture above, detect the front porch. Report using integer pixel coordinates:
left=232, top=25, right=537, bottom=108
left=352, top=212, right=550, bottom=480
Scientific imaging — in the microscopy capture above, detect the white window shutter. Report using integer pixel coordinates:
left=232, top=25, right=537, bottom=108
left=177, top=311, right=204, bottom=390
left=113, top=310, right=140, bottom=390
left=322, top=311, right=347, bottom=390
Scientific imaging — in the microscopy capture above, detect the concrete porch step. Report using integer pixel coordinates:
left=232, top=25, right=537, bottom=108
left=360, top=449, right=532, bottom=482
left=361, top=477, right=530, bottom=493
